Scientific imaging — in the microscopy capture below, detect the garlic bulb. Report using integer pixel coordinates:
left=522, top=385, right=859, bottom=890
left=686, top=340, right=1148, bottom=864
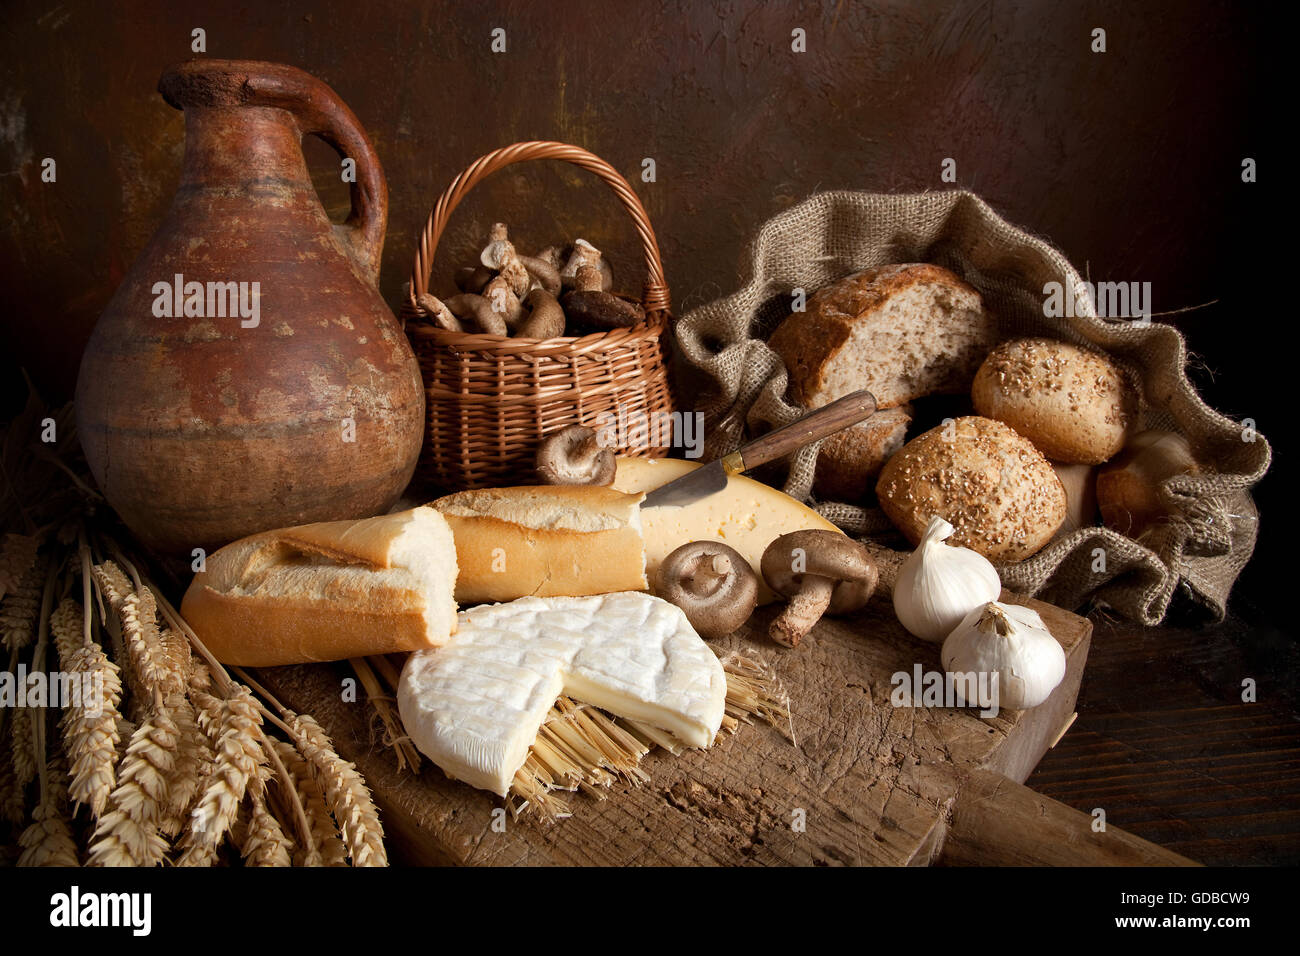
left=893, top=516, right=1001, bottom=643
left=941, top=601, right=1066, bottom=710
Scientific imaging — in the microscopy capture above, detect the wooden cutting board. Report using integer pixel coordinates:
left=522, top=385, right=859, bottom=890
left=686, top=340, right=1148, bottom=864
left=260, top=592, right=1193, bottom=865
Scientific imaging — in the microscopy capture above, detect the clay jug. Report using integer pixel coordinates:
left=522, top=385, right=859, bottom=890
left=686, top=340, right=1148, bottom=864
left=76, top=60, right=424, bottom=555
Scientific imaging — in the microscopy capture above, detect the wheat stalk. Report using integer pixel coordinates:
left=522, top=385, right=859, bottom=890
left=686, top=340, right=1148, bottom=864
left=241, top=789, right=293, bottom=867
left=290, top=715, right=386, bottom=867
left=86, top=696, right=176, bottom=867
left=60, top=641, right=123, bottom=818
left=16, top=759, right=79, bottom=867
left=176, top=686, right=265, bottom=866
left=273, top=739, right=347, bottom=867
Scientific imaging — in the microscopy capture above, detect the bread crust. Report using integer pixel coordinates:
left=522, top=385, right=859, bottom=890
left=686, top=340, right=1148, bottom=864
left=971, top=337, right=1133, bottom=464
left=813, top=406, right=912, bottom=502
left=875, top=416, right=1066, bottom=561
left=770, top=263, right=995, bottom=409
left=180, top=508, right=457, bottom=666
left=431, top=486, right=648, bottom=603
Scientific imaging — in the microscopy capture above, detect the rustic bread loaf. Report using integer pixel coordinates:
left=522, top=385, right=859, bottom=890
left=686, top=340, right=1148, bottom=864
left=971, top=337, right=1133, bottom=464
left=813, top=405, right=912, bottom=502
left=180, top=507, right=459, bottom=666
left=431, top=485, right=648, bottom=603
left=769, top=263, right=996, bottom=410
left=875, top=416, right=1066, bottom=561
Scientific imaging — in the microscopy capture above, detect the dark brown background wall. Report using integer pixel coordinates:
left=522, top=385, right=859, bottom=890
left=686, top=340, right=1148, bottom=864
left=0, top=0, right=1279, bottom=598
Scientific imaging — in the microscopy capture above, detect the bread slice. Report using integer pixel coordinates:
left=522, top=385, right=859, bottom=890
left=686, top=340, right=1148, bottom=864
left=181, top=507, right=458, bottom=666
left=770, top=263, right=996, bottom=409
left=431, top=485, right=648, bottom=603
left=814, top=405, right=912, bottom=502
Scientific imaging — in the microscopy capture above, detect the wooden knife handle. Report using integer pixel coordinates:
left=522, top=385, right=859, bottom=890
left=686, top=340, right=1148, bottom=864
left=736, top=390, right=878, bottom=471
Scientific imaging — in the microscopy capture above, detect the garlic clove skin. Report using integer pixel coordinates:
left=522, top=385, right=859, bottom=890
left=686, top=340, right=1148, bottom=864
left=941, top=601, right=1066, bottom=711
left=893, top=515, right=1001, bottom=643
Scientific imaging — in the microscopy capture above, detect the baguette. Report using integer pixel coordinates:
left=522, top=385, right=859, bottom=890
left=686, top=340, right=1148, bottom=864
left=430, top=486, right=648, bottom=604
left=181, top=507, right=458, bottom=666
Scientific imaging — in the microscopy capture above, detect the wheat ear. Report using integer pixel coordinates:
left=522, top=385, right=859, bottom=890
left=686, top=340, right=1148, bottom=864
left=86, top=694, right=176, bottom=867
left=0, top=546, right=43, bottom=652
left=241, top=789, right=293, bottom=867
left=290, top=715, right=387, bottom=867
left=0, top=736, right=28, bottom=826
left=157, top=694, right=209, bottom=839
left=176, top=686, right=265, bottom=866
left=9, top=692, right=36, bottom=791
left=274, top=739, right=347, bottom=866
left=50, top=596, right=83, bottom=667
left=16, top=759, right=79, bottom=867
left=61, top=641, right=123, bottom=818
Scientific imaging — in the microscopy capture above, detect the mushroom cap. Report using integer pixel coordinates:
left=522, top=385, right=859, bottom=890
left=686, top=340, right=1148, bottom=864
left=561, top=290, right=645, bottom=331
left=535, top=424, right=616, bottom=485
left=760, top=530, right=878, bottom=614
left=657, top=541, right=759, bottom=640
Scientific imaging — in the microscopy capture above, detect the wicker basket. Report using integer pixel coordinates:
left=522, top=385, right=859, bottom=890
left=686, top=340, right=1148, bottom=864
left=401, top=141, right=676, bottom=491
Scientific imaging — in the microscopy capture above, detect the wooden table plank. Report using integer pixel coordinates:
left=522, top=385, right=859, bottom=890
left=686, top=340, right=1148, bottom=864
left=261, top=592, right=1092, bottom=866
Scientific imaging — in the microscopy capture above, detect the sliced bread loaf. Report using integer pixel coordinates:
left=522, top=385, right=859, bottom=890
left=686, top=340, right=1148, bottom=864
left=770, top=263, right=996, bottom=409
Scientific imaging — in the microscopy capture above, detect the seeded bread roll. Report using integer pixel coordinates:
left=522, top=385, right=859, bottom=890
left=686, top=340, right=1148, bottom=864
left=813, top=406, right=912, bottom=502
left=971, top=337, right=1133, bottom=464
left=769, top=263, right=996, bottom=410
left=875, top=416, right=1067, bottom=561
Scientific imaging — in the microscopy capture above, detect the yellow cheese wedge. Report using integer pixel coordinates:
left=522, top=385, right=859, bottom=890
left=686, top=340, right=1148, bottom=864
left=613, top=456, right=842, bottom=605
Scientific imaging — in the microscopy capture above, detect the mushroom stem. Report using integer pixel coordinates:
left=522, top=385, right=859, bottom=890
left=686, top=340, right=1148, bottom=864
left=445, top=293, right=507, bottom=336
left=415, top=292, right=463, bottom=332
left=518, top=255, right=562, bottom=296
left=769, top=576, right=835, bottom=648
left=686, top=553, right=733, bottom=597
left=516, top=288, right=566, bottom=339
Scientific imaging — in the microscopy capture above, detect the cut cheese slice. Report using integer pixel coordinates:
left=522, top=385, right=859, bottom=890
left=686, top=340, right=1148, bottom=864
left=613, top=456, right=842, bottom=604
left=397, top=592, right=725, bottom=796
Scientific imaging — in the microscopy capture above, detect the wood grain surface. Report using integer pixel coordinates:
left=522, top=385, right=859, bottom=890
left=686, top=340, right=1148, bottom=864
left=1027, top=611, right=1300, bottom=866
left=260, top=591, right=1092, bottom=866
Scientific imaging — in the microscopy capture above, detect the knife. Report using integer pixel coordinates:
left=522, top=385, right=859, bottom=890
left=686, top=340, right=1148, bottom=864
left=641, top=389, right=879, bottom=509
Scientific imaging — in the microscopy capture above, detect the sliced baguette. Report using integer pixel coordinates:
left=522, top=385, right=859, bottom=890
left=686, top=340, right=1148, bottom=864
left=770, top=263, right=996, bottom=410
left=181, top=507, right=458, bottom=666
left=430, top=485, right=648, bottom=604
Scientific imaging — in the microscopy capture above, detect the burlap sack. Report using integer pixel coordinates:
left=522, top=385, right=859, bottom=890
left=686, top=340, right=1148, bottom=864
left=676, top=190, right=1271, bottom=625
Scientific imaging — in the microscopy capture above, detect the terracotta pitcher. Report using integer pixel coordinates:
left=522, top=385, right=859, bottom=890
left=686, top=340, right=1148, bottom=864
left=76, top=60, right=424, bottom=554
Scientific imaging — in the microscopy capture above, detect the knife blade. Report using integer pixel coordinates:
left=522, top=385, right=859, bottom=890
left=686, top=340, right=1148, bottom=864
left=641, top=389, right=878, bottom=510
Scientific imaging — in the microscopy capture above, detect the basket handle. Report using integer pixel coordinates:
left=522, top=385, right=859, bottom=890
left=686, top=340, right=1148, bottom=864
left=407, top=141, right=670, bottom=315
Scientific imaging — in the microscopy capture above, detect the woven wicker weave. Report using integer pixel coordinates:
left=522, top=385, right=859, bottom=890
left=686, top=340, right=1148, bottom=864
left=402, top=141, right=676, bottom=490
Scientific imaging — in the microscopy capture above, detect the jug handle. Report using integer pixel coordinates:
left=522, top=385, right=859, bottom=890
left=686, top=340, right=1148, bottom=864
left=241, top=66, right=388, bottom=282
